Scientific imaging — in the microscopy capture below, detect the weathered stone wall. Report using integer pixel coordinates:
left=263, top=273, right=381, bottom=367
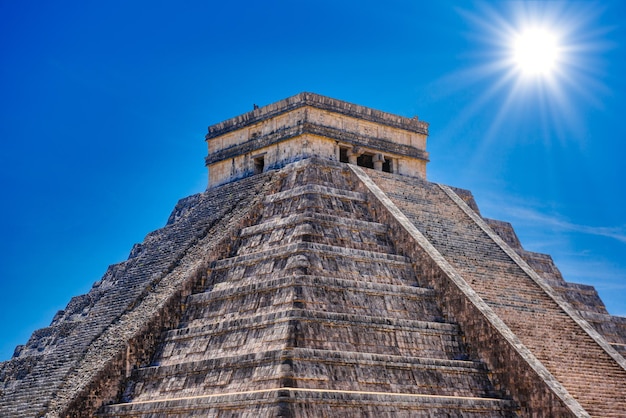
left=205, top=92, right=429, bottom=187
left=208, top=133, right=340, bottom=188
left=206, top=93, right=429, bottom=139
left=208, top=108, right=308, bottom=153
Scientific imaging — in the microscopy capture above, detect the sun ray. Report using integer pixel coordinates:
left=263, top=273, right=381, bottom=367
left=446, top=0, right=612, bottom=151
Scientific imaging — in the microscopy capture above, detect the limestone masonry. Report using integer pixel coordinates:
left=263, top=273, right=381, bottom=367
left=205, top=92, right=429, bottom=187
left=1, top=93, right=625, bottom=417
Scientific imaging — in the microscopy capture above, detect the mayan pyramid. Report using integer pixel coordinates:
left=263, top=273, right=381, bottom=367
left=1, top=93, right=625, bottom=417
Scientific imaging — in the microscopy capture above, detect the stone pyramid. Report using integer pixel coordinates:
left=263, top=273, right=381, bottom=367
left=1, top=93, right=625, bottom=417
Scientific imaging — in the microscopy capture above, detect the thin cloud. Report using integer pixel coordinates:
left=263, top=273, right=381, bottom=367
left=479, top=196, right=626, bottom=316
left=482, top=200, right=626, bottom=244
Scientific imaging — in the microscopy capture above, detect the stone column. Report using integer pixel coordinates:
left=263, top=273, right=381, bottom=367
left=373, top=154, right=385, bottom=171
left=347, top=147, right=360, bottom=165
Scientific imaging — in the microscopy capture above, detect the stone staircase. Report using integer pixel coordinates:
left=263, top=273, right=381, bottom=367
left=366, top=168, right=626, bottom=417
left=99, top=160, right=518, bottom=417
left=485, top=217, right=626, bottom=361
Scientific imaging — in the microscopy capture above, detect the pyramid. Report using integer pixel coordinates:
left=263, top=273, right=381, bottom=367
left=1, top=93, right=625, bottom=417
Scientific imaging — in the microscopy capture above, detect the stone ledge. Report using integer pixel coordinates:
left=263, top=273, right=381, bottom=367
left=101, top=387, right=515, bottom=416
left=211, top=241, right=411, bottom=270
left=164, top=308, right=460, bottom=342
left=264, top=184, right=366, bottom=203
left=131, top=347, right=486, bottom=382
left=205, top=92, right=429, bottom=140
left=205, top=122, right=430, bottom=166
left=188, top=275, right=435, bottom=305
left=133, top=349, right=286, bottom=379
left=289, top=348, right=484, bottom=371
left=239, top=212, right=387, bottom=237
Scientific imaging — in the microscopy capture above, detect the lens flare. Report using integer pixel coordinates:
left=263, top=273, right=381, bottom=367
left=442, top=1, right=608, bottom=147
left=513, top=28, right=560, bottom=75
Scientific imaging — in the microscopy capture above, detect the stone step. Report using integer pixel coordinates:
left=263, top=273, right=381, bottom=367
left=264, top=184, right=367, bottom=204
left=191, top=275, right=434, bottom=302
left=261, top=184, right=373, bottom=221
left=235, top=211, right=394, bottom=255
left=208, top=241, right=417, bottom=287
left=171, top=309, right=459, bottom=342
left=213, top=269, right=419, bottom=289
left=124, top=348, right=499, bottom=403
left=182, top=275, right=441, bottom=325
left=240, top=211, right=388, bottom=238
left=212, top=242, right=410, bottom=270
left=155, top=309, right=464, bottom=366
left=288, top=348, right=498, bottom=398
left=99, top=388, right=518, bottom=417
left=277, top=159, right=358, bottom=191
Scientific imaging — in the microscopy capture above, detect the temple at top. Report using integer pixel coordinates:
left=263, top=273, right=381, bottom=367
left=205, top=92, right=430, bottom=188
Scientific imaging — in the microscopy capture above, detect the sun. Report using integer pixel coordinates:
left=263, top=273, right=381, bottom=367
left=448, top=1, right=609, bottom=149
left=512, top=28, right=560, bottom=76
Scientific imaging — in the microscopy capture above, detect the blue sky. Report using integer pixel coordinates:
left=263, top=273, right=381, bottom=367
left=1, top=0, right=625, bottom=361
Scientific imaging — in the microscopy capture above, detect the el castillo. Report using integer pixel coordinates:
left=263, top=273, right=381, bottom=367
left=1, top=92, right=625, bottom=417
